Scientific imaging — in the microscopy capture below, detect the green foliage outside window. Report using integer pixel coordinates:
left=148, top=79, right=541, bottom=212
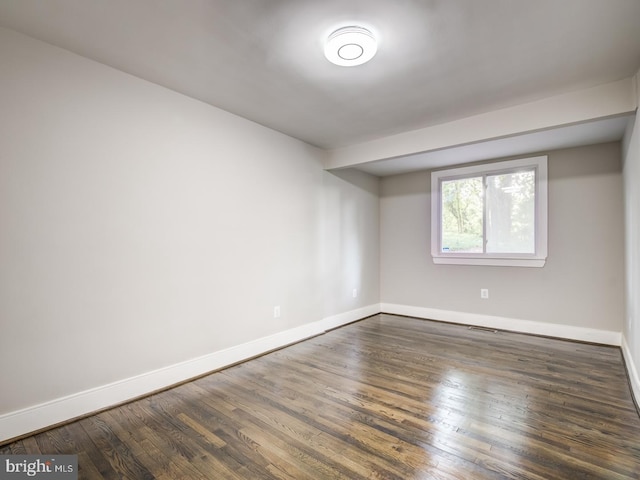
left=441, top=170, right=535, bottom=254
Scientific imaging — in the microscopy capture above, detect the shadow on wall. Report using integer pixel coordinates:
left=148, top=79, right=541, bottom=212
left=321, top=168, right=380, bottom=317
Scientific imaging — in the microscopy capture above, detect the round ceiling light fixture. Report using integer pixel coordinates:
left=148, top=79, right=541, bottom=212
left=324, top=26, right=377, bottom=67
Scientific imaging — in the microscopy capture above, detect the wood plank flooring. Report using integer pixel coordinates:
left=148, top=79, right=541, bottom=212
left=2, top=314, right=640, bottom=479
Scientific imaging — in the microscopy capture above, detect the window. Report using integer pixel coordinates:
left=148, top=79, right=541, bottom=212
left=431, top=156, right=547, bottom=267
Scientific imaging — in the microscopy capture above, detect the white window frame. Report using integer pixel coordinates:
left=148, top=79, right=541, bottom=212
left=431, top=156, right=548, bottom=267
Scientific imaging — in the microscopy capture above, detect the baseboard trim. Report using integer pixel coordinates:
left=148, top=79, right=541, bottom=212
left=3, top=302, right=623, bottom=443
left=380, top=303, right=622, bottom=346
left=0, top=304, right=381, bottom=444
left=320, top=303, right=381, bottom=331
left=621, top=335, right=640, bottom=411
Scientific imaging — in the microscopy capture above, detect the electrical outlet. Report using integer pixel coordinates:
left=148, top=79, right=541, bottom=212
left=273, top=306, right=281, bottom=318
left=352, top=288, right=358, bottom=298
left=480, top=289, right=489, bottom=299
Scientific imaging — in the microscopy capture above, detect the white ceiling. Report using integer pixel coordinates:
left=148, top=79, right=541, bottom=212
left=357, top=115, right=634, bottom=176
left=0, top=0, right=639, bottom=173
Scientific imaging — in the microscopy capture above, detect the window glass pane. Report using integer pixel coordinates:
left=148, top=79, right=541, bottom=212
left=486, top=170, right=535, bottom=253
left=441, top=177, right=483, bottom=253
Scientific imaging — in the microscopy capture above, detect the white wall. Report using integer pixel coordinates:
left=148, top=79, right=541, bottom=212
left=0, top=28, right=379, bottom=439
left=380, top=143, right=625, bottom=342
left=622, top=98, right=640, bottom=403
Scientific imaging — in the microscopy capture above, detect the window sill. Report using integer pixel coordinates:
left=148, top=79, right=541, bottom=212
left=432, top=256, right=546, bottom=268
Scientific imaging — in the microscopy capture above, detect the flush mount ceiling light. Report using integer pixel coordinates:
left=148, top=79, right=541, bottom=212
left=324, top=26, right=377, bottom=67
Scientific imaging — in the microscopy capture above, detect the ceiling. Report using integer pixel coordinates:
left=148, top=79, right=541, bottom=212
left=356, top=114, right=635, bottom=176
left=0, top=0, right=639, bottom=173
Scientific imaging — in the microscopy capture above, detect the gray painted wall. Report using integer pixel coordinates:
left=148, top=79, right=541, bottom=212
left=0, top=28, right=379, bottom=415
left=623, top=106, right=640, bottom=398
left=380, top=142, right=625, bottom=333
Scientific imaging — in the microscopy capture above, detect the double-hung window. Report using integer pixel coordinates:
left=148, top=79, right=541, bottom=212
left=431, top=156, right=547, bottom=267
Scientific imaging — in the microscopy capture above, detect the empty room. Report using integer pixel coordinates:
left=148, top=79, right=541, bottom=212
left=1, top=1, right=640, bottom=478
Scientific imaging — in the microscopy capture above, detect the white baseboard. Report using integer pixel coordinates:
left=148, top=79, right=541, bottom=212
left=319, top=303, right=381, bottom=331
left=0, top=304, right=381, bottom=443
left=381, top=303, right=622, bottom=346
left=2, top=302, right=624, bottom=443
left=621, top=335, right=640, bottom=409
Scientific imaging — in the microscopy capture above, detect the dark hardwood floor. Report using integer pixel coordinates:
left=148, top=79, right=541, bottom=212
left=3, top=314, right=640, bottom=479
